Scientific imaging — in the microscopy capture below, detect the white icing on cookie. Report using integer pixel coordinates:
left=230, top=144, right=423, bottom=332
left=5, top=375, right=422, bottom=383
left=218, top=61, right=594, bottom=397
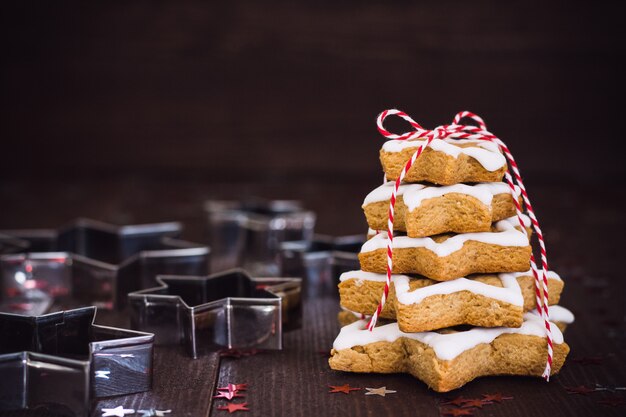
left=360, top=214, right=530, bottom=257
left=332, top=314, right=564, bottom=360
left=339, top=270, right=524, bottom=306
left=506, top=269, right=562, bottom=281
left=341, top=269, right=559, bottom=284
left=394, top=274, right=524, bottom=306
left=363, top=181, right=520, bottom=212
left=340, top=306, right=368, bottom=319
left=381, top=138, right=506, bottom=172
left=339, top=270, right=412, bottom=283
left=362, top=182, right=424, bottom=206
left=496, top=214, right=531, bottom=230
left=530, top=305, right=574, bottom=324
left=477, top=182, right=521, bottom=197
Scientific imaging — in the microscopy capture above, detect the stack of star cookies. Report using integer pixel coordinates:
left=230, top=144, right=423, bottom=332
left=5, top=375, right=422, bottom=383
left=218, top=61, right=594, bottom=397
left=329, top=136, right=572, bottom=392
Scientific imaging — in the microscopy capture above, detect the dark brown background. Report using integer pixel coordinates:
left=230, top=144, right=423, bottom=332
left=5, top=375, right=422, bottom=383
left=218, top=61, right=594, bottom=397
left=2, top=0, right=625, bottom=184
left=1, top=1, right=625, bottom=417
left=2, top=0, right=625, bottom=233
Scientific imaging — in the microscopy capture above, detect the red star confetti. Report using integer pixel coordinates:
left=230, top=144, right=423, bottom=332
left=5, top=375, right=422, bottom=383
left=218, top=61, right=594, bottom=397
left=216, top=402, right=250, bottom=413
left=441, top=396, right=472, bottom=407
left=571, top=356, right=603, bottom=365
left=214, top=390, right=245, bottom=400
left=597, top=396, right=625, bottom=407
left=481, top=393, right=513, bottom=403
left=462, top=399, right=491, bottom=409
left=218, top=383, right=249, bottom=393
left=565, top=385, right=596, bottom=395
left=328, top=384, right=361, bottom=394
left=441, top=408, right=474, bottom=416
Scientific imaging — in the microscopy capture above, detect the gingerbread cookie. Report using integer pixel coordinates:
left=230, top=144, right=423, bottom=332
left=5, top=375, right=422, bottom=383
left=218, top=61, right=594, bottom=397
left=366, top=227, right=380, bottom=240
left=330, top=109, right=563, bottom=390
left=529, top=305, right=574, bottom=332
left=337, top=303, right=573, bottom=333
left=363, top=181, right=520, bottom=237
left=380, top=138, right=507, bottom=185
left=329, top=314, right=569, bottom=392
left=338, top=307, right=365, bottom=327
left=359, top=216, right=531, bottom=280
left=338, top=269, right=563, bottom=332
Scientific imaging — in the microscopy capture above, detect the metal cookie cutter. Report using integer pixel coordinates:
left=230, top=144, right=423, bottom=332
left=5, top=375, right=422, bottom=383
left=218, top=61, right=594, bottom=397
left=0, top=219, right=210, bottom=314
left=128, top=269, right=302, bottom=358
left=279, top=234, right=365, bottom=298
left=204, top=198, right=316, bottom=276
left=0, top=233, right=30, bottom=254
left=0, top=306, right=154, bottom=417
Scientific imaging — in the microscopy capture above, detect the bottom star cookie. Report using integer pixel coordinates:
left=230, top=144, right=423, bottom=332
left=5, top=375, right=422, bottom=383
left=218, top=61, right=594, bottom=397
left=329, top=314, right=569, bottom=392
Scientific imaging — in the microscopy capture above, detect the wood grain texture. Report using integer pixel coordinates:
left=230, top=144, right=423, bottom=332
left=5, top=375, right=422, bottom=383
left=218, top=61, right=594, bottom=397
left=90, top=313, right=220, bottom=417
left=95, top=347, right=219, bottom=417
left=214, top=295, right=625, bottom=417
left=0, top=180, right=624, bottom=417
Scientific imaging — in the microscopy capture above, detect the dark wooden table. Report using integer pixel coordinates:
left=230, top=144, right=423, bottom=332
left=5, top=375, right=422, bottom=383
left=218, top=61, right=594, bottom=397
left=0, top=178, right=624, bottom=417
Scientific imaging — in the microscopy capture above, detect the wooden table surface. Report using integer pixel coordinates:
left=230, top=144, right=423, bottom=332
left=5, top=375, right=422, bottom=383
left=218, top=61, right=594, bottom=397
left=0, top=179, right=624, bottom=417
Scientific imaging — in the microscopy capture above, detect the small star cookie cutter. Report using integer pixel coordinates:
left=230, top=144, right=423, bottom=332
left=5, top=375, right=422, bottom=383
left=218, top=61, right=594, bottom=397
left=0, top=306, right=154, bottom=417
left=128, top=269, right=302, bottom=357
left=204, top=198, right=316, bottom=275
left=0, top=219, right=209, bottom=313
left=279, top=234, right=364, bottom=297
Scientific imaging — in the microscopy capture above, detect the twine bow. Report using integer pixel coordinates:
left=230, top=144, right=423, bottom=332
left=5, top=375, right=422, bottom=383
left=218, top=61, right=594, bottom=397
left=369, top=109, right=554, bottom=380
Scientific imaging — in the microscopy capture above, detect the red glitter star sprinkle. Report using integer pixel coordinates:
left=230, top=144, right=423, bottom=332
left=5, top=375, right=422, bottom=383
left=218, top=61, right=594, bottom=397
left=565, top=385, right=596, bottom=395
left=328, top=384, right=361, bottom=394
left=441, top=408, right=474, bottom=416
left=462, top=399, right=491, bottom=409
left=441, top=396, right=472, bottom=406
left=218, top=383, right=249, bottom=393
left=216, top=402, right=250, bottom=413
left=597, top=396, right=625, bottom=407
left=481, top=393, right=513, bottom=403
left=214, top=391, right=244, bottom=400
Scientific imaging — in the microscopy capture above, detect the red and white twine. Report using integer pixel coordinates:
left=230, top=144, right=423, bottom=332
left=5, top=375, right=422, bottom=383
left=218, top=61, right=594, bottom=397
left=368, top=109, right=554, bottom=380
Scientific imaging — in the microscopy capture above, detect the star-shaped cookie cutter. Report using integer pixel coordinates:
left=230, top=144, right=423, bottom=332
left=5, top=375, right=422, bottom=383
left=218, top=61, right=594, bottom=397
left=0, top=219, right=209, bottom=314
left=204, top=198, right=316, bottom=275
left=0, top=233, right=30, bottom=254
left=279, top=234, right=364, bottom=297
left=0, top=306, right=154, bottom=417
left=128, top=269, right=301, bottom=358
